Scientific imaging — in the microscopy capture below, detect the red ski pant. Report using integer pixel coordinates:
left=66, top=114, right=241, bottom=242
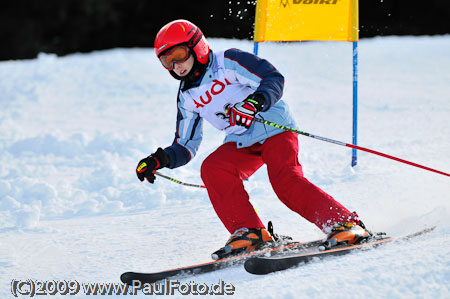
left=201, top=131, right=354, bottom=234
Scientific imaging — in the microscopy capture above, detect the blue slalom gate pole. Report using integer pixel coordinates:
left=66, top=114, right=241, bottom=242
left=253, top=41, right=259, bottom=55
left=352, top=41, right=358, bottom=167
left=254, top=40, right=358, bottom=167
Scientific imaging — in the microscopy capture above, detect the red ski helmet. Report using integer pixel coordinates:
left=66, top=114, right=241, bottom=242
left=155, top=20, right=210, bottom=65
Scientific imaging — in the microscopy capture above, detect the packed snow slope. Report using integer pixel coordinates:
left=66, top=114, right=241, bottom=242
left=1, top=36, right=450, bottom=298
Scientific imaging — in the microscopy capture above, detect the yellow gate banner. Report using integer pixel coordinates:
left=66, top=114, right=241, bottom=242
left=254, top=0, right=359, bottom=42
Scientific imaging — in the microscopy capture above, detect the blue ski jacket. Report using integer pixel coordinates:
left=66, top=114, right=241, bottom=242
left=163, top=48, right=297, bottom=169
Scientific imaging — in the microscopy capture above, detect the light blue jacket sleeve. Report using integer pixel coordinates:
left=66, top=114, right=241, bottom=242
left=164, top=92, right=203, bottom=169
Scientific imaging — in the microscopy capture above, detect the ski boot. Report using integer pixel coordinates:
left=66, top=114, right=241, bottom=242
left=320, top=220, right=371, bottom=250
left=211, top=227, right=274, bottom=260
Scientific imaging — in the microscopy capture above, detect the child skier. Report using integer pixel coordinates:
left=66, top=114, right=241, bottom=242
left=136, top=19, right=370, bottom=259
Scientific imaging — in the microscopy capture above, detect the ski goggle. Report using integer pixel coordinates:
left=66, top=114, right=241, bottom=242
left=159, top=45, right=190, bottom=70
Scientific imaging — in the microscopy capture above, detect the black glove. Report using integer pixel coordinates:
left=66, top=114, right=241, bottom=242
left=228, top=94, right=266, bottom=128
left=136, top=148, right=170, bottom=183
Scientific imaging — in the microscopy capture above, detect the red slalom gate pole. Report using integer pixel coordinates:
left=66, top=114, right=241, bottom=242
left=253, top=118, right=450, bottom=178
left=348, top=144, right=450, bottom=177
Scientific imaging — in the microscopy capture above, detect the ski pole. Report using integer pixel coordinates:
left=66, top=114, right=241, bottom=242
left=253, top=118, right=450, bottom=178
left=155, top=171, right=206, bottom=188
